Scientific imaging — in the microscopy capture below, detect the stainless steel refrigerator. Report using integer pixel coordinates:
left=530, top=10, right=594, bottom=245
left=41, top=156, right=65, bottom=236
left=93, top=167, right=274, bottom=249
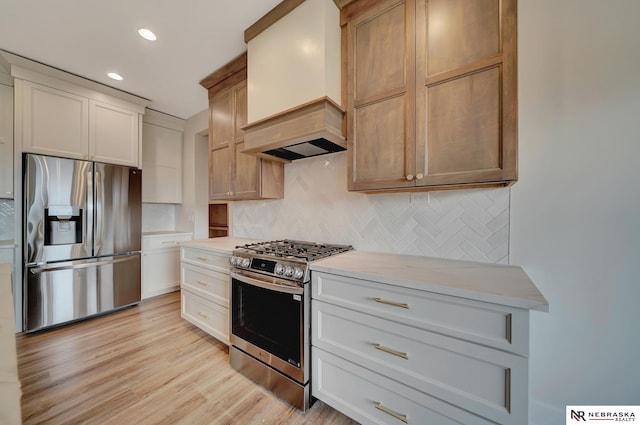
left=23, top=154, right=142, bottom=332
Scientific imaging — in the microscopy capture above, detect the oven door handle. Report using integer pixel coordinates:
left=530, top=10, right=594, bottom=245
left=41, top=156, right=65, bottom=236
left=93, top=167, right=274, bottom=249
left=231, top=271, right=304, bottom=295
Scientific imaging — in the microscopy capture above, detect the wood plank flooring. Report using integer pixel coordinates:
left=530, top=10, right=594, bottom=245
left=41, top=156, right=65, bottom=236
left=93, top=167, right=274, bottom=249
left=16, top=291, right=359, bottom=425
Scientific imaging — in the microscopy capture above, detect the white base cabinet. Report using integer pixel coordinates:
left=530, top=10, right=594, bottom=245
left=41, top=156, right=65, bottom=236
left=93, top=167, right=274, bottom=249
left=311, top=271, right=531, bottom=425
left=180, top=246, right=232, bottom=345
left=141, top=232, right=192, bottom=299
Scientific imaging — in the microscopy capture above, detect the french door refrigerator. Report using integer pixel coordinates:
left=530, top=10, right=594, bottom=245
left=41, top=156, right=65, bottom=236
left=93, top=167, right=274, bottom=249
left=23, top=154, right=142, bottom=332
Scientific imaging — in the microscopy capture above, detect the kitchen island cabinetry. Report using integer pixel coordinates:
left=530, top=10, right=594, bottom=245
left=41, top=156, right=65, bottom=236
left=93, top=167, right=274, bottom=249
left=200, top=53, right=284, bottom=201
left=310, top=251, right=547, bottom=425
left=141, top=232, right=192, bottom=299
left=179, top=238, right=258, bottom=344
left=341, top=0, right=517, bottom=192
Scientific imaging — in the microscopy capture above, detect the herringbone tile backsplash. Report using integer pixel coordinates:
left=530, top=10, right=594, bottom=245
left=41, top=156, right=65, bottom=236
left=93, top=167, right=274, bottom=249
left=0, top=200, right=15, bottom=241
left=231, top=152, right=510, bottom=264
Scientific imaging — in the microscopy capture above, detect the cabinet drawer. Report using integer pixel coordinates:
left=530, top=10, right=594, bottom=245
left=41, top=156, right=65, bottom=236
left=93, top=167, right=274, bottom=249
left=181, top=247, right=229, bottom=272
left=312, top=301, right=526, bottom=425
left=312, top=347, right=493, bottom=425
left=181, top=290, right=229, bottom=345
left=181, top=263, right=229, bottom=306
left=143, top=233, right=192, bottom=250
left=313, top=272, right=528, bottom=356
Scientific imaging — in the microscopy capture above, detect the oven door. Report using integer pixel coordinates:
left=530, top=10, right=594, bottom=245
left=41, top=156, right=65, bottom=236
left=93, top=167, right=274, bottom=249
left=230, top=269, right=308, bottom=384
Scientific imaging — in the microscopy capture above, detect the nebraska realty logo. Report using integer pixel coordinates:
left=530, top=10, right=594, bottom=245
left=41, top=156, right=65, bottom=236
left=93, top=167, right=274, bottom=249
left=567, top=406, right=639, bottom=423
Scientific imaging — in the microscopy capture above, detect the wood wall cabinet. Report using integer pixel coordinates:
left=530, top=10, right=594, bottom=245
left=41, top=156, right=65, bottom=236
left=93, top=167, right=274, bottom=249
left=200, top=53, right=284, bottom=201
left=208, top=203, right=228, bottom=238
left=341, top=0, right=517, bottom=192
left=0, top=83, right=13, bottom=199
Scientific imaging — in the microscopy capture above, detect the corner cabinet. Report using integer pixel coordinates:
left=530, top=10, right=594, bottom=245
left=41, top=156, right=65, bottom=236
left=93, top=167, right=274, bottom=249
left=200, top=53, right=284, bottom=201
left=341, top=0, right=517, bottom=192
left=14, top=73, right=146, bottom=168
left=142, top=232, right=192, bottom=299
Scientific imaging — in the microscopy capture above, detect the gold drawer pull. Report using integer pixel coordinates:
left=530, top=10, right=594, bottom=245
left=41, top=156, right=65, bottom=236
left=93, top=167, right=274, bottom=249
left=196, top=257, right=208, bottom=261
left=374, top=344, right=409, bottom=360
left=161, top=240, right=177, bottom=244
left=374, top=297, right=409, bottom=309
left=374, top=402, right=408, bottom=423
left=196, top=280, right=209, bottom=287
left=197, top=312, right=209, bottom=320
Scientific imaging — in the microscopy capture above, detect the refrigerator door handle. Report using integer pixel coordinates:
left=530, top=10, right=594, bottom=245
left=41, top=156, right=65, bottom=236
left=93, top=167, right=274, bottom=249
left=94, top=170, right=103, bottom=251
left=29, top=256, right=133, bottom=274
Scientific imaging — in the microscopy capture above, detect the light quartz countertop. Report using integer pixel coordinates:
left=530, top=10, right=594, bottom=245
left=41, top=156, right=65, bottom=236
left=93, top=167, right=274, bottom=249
left=142, top=231, right=193, bottom=237
left=0, top=262, right=21, bottom=425
left=180, top=237, right=260, bottom=255
left=311, top=250, right=548, bottom=312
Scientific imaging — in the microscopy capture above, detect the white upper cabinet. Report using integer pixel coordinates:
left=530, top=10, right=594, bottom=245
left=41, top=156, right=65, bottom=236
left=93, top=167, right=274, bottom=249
left=0, top=83, right=14, bottom=199
left=142, top=110, right=184, bottom=204
left=89, top=100, right=140, bottom=167
left=4, top=52, right=149, bottom=168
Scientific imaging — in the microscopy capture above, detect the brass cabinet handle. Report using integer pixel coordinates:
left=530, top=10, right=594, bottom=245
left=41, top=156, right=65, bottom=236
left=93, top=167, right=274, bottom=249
left=405, top=174, right=414, bottom=181
left=196, top=257, right=208, bottom=261
left=197, top=312, right=209, bottom=320
left=374, top=343, right=409, bottom=360
left=196, top=280, right=209, bottom=287
left=374, top=297, right=409, bottom=309
left=374, top=402, right=408, bottom=423
left=415, top=173, right=424, bottom=180
left=161, top=240, right=177, bottom=245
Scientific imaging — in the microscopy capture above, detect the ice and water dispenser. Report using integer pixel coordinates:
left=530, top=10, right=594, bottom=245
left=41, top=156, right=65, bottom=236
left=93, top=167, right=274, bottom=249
left=44, top=206, right=83, bottom=245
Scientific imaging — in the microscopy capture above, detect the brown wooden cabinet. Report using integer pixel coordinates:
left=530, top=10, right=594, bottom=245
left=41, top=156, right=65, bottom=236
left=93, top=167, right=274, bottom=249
left=341, top=0, right=517, bottom=192
left=201, top=53, right=284, bottom=201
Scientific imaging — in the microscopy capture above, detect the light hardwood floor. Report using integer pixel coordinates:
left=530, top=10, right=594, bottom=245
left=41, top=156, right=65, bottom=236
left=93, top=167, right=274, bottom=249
left=16, top=291, right=359, bottom=425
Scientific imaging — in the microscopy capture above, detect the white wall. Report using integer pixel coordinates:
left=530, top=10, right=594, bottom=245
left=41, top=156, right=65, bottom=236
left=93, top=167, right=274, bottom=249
left=177, top=108, right=209, bottom=239
left=512, top=1, right=640, bottom=423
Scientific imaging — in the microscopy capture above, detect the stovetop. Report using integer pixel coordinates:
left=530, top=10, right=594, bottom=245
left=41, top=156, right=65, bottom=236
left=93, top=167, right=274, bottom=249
left=236, top=239, right=353, bottom=262
left=230, top=239, right=353, bottom=284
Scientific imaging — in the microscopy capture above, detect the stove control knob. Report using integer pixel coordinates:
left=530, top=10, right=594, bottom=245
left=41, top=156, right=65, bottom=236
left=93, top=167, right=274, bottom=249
left=275, top=263, right=285, bottom=275
left=241, top=258, right=251, bottom=268
left=228, top=256, right=235, bottom=265
left=284, top=265, right=294, bottom=277
left=293, top=267, right=304, bottom=280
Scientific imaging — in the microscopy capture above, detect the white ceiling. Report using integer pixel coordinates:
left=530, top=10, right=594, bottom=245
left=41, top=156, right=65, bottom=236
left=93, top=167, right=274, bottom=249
left=0, top=0, right=282, bottom=119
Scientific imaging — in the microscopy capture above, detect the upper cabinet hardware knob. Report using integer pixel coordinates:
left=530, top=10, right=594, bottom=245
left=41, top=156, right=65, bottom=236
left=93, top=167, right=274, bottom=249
left=405, top=174, right=414, bottom=181
left=416, top=173, right=424, bottom=180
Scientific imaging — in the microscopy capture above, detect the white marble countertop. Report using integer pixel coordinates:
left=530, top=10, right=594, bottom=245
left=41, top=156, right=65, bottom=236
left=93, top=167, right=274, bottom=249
left=311, top=250, right=548, bottom=312
left=180, top=237, right=260, bottom=255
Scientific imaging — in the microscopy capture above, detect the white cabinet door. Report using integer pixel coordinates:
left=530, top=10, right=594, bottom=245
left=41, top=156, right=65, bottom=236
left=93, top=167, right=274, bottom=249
left=142, top=248, right=181, bottom=299
left=142, top=122, right=182, bottom=203
left=21, top=80, right=89, bottom=159
left=90, top=100, right=140, bottom=167
left=0, top=84, right=13, bottom=199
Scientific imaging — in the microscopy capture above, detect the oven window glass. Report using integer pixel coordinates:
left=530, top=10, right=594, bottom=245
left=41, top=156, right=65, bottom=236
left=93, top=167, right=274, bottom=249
left=232, top=278, right=302, bottom=367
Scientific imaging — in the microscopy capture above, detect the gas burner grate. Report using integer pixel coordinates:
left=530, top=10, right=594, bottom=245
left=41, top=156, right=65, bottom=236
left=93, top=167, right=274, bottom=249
left=237, top=239, right=352, bottom=261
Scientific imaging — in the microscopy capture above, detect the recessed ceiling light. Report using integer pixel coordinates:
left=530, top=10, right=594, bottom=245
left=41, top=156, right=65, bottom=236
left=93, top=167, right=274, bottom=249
left=107, top=72, right=123, bottom=81
left=138, top=28, right=157, bottom=41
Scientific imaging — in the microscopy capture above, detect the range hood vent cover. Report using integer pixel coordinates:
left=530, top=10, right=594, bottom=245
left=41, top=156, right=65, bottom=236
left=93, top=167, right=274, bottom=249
left=242, top=96, right=346, bottom=162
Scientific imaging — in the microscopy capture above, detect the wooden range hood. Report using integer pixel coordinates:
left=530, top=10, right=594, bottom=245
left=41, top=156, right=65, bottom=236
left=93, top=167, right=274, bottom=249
left=241, top=0, right=345, bottom=162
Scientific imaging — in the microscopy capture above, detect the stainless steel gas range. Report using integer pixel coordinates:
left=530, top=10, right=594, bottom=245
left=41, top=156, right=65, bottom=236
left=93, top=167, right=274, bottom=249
left=228, top=240, right=353, bottom=411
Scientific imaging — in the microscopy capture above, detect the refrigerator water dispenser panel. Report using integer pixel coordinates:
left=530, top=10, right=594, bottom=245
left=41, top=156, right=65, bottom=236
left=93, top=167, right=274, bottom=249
left=44, top=206, right=83, bottom=245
